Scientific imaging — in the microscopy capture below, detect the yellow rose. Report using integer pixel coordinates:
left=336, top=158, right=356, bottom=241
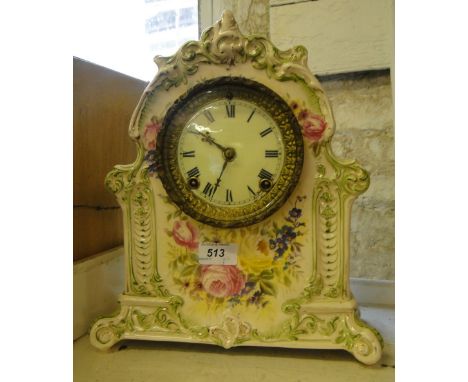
left=238, top=237, right=276, bottom=275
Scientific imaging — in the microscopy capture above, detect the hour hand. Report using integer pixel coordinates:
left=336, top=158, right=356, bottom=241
left=189, top=129, right=227, bottom=152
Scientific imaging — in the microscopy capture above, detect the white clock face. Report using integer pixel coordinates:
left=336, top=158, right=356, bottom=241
left=157, top=77, right=303, bottom=228
left=177, top=99, right=284, bottom=208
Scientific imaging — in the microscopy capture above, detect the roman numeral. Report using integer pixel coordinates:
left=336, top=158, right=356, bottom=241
left=247, top=185, right=256, bottom=196
left=247, top=108, right=256, bottom=123
left=226, top=103, right=235, bottom=118
left=259, top=127, right=273, bottom=137
left=258, top=168, right=273, bottom=180
left=186, top=167, right=200, bottom=178
left=225, top=189, right=233, bottom=203
left=203, top=110, right=214, bottom=123
left=265, top=150, right=279, bottom=158
left=182, top=150, right=195, bottom=157
left=202, top=182, right=214, bottom=197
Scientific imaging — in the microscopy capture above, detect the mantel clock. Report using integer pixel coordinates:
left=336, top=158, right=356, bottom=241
left=90, top=11, right=383, bottom=365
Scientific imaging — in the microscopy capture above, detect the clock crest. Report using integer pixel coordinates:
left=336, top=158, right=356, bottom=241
left=90, top=10, right=383, bottom=365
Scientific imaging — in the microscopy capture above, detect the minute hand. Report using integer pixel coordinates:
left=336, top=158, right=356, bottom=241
left=212, top=158, right=229, bottom=198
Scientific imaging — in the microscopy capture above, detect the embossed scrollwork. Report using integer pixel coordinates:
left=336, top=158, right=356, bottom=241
left=130, top=10, right=326, bottom=139
left=90, top=307, right=133, bottom=350
left=209, top=315, right=252, bottom=349
left=340, top=164, right=370, bottom=195
left=324, top=144, right=370, bottom=197
left=344, top=312, right=383, bottom=365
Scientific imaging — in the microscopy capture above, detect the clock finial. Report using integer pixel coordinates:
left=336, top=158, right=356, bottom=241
left=220, top=10, right=236, bottom=27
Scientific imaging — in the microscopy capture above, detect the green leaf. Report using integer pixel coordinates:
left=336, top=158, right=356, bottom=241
left=273, top=221, right=279, bottom=232
left=177, top=254, right=187, bottom=264
left=173, top=278, right=184, bottom=286
left=180, top=264, right=198, bottom=277
left=260, top=269, right=274, bottom=280
left=260, top=280, right=277, bottom=296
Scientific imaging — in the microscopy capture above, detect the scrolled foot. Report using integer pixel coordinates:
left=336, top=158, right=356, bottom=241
left=350, top=333, right=383, bottom=365
left=344, top=310, right=383, bottom=365
left=89, top=307, right=130, bottom=351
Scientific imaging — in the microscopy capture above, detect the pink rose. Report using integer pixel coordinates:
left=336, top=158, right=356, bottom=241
left=200, top=265, right=246, bottom=298
left=143, top=117, right=162, bottom=150
left=172, top=220, right=198, bottom=251
left=297, top=109, right=310, bottom=120
left=298, top=112, right=327, bottom=141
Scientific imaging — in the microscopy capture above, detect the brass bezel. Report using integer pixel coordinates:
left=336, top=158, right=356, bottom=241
left=156, top=76, right=304, bottom=228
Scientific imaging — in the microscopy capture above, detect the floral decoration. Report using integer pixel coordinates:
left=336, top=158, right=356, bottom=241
left=142, top=116, right=162, bottom=175
left=172, top=220, right=199, bottom=251
left=290, top=101, right=327, bottom=142
left=165, top=196, right=307, bottom=309
left=143, top=116, right=162, bottom=150
left=200, top=265, right=246, bottom=298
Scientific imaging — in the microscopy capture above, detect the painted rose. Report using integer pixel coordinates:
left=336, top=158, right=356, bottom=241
left=200, top=265, right=246, bottom=298
left=239, top=236, right=274, bottom=274
left=256, top=239, right=269, bottom=256
left=298, top=110, right=327, bottom=141
left=143, top=117, right=162, bottom=150
left=172, top=220, right=198, bottom=251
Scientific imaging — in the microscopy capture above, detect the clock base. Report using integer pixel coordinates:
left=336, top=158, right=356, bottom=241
left=90, top=294, right=383, bottom=365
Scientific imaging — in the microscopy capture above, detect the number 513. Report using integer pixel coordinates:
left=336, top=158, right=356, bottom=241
left=207, top=248, right=225, bottom=257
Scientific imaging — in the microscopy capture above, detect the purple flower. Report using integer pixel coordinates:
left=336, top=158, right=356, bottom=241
left=281, top=226, right=294, bottom=235
left=249, top=291, right=262, bottom=304
left=289, top=207, right=302, bottom=219
left=275, top=244, right=287, bottom=257
left=145, top=149, right=159, bottom=174
left=240, top=281, right=256, bottom=296
left=269, top=239, right=276, bottom=249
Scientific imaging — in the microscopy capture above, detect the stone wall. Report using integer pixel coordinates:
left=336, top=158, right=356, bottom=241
left=320, top=71, right=395, bottom=280
left=221, top=1, right=395, bottom=281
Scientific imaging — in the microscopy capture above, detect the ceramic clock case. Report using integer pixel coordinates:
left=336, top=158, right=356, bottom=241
left=90, top=11, right=383, bottom=365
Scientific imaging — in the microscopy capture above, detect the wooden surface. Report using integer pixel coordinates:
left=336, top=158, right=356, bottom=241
left=73, top=57, right=148, bottom=261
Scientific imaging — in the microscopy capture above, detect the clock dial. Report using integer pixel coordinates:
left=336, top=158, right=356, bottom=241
left=177, top=99, right=284, bottom=207
left=156, top=77, right=303, bottom=228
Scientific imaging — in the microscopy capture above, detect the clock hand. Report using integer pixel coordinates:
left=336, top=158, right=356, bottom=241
left=187, top=128, right=236, bottom=199
left=189, top=130, right=228, bottom=152
left=210, top=146, right=236, bottom=199
left=212, top=157, right=229, bottom=198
